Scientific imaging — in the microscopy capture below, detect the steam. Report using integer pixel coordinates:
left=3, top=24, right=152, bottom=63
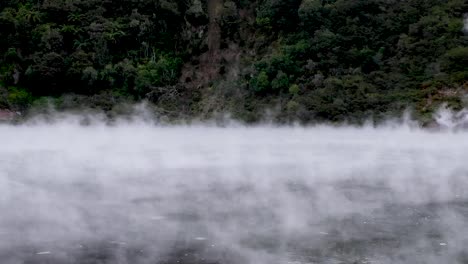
left=1, top=115, right=468, bottom=264
left=433, top=107, right=468, bottom=130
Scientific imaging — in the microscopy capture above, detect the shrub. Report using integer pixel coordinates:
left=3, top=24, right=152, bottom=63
left=7, top=86, right=32, bottom=108
left=289, top=84, right=300, bottom=95
left=441, top=47, right=468, bottom=73
left=250, top=71, right=270, bottom=92
left=271, top=70, right=289, bottom=90
left=135, top=54, right=183, bottom=96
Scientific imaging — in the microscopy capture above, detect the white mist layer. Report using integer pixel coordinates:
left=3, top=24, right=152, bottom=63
left=0, top=121, right=468, bottom=264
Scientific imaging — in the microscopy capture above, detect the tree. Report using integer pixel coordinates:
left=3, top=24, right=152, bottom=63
left=256, top=0, right=302, bottom=31
left=250, top=71, right=270, bottom=92
left=271, top=70, right=289, bottom=90
left=135, top=54, right=182, bottom=97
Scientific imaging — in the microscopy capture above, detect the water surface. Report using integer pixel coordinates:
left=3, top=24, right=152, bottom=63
left=0, top=123, right=467, bottom=263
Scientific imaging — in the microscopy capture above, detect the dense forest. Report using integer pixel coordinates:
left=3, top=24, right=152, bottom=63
left=0, top=0, right=467, bottom=123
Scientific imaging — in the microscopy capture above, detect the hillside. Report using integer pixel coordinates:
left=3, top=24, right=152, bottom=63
left=0, top=0, right=467, bottom=124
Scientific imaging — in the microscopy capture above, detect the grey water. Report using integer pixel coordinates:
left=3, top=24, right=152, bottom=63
left=1, top=121, right=468, bottom=264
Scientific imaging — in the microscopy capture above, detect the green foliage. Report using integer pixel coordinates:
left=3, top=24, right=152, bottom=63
left=250, top=71, right=270, bottom=92
left=4, top=48, right=19, bottom=62
left=288, top=84, right=300, bottom=95
left=7, top=86, right=32, bottom=108
left=271, top=70, right=289, bottom=90
left=222, top=1, right=239, bottom=24
left=185, top=0, right=208, bottom=25
left=0, top=0, right=465, bottom=123
left=255, top=17, right=271, bottom=30
left=82, top=66, right=98, bottom=85
left=442, top=47, right=468, bottom=73
left=256, top=0, right=302, bottom=31
left=135, top=55, right=183, bottom=97
left=298, top=0, right=323, bottom=29
left=99, top=60, right=137, bottom=94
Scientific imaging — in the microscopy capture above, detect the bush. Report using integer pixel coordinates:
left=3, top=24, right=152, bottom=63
left=289, top=84, right=300, bottom=95
left=441, top=47, right=468, bottom=73
left=7, top=86, right=32, bottom=108
left=271, top=70, right=289, bottom=90
left=135, top=54, right=183, bottom=97
left=256, top=0, right=302, bottom=31
left=250, top=71, right=270, bottom=92
left=298, top=0, right=323, bottom=29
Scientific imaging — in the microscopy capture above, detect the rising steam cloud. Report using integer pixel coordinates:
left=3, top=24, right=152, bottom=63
left=1, top=113, right=468, bottom=264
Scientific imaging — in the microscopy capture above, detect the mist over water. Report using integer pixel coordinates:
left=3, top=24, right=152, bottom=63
left=1, top=117, right=468, bottom=264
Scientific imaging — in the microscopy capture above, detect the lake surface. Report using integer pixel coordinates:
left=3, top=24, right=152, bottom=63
left=0, top=122, right=467, bottom=264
